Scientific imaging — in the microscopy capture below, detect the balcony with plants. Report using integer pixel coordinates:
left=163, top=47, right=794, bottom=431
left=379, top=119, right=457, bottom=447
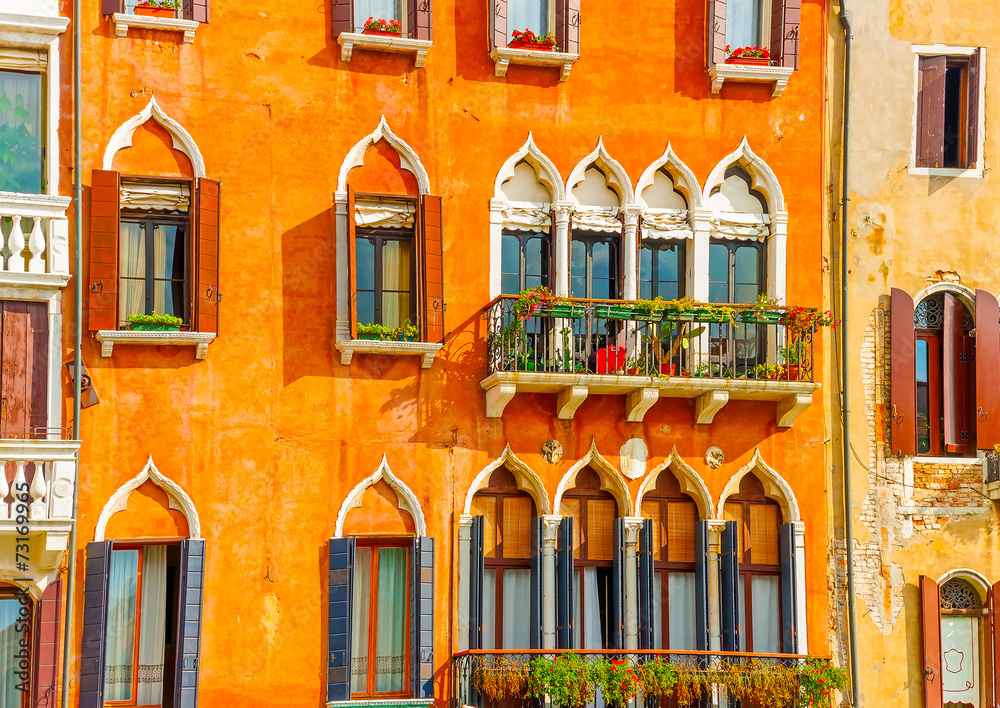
left=481, top=288, right=831, bottom=425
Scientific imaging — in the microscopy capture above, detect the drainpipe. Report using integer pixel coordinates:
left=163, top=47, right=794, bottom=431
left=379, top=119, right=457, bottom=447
left=59, top=0, right=83, bottom=703
left=838, top=2, right=860, bottom=706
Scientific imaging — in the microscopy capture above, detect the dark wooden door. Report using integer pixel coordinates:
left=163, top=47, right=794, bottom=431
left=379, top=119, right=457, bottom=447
left=0, top=300, right=49, bottom=440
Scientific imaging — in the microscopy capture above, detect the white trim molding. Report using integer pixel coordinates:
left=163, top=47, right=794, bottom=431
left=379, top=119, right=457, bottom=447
left=336, top=339, right=441, bottom=369
left=936, top=569, right=993, bottom=599
left=337, top=32, right=432, bottom=67
left=94, top=456, right=201, bottom=541
left=336, top=116, right=430, bottom=195
left=566, top=137, right=635, bottom=207
left=708, top=64, right=794, bottom=97
left=912, top=281, right=977, bottom=316
left=110, top=13, right=198, bottom=43
left=334, top=455, right=426, bottom=537
left=635, top=143, right=703, bottom=210
left=717, top=448, right=801, bottom=523
left=553, top=439, right=634, bottom=516
left=494, top=133, right=564, bottom=202
left=635, top=446, right=715, bottom=520
left=102, top=96, right=206, bottom=178
left=95, top=330, right=215, bottom=359
left=463, top=444, right=551, bottom=515
left=491, top=46, right=578, bottom=81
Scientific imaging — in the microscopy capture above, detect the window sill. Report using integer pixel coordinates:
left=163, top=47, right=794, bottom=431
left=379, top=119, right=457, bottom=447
left=327, top=699, right=434, bottom=708
left=337, top=32, right=432, bottom=67
left=491, top=46, right=579, bottom=81
left=111, top=12, right=198, bottom=42
left=336, top=339, right=442, bottom=369
left=95, top=330, right=215, bottom=359
left=708, top=64, right=794, bottom=97
left=907, top=166, right=984, bottom=179
left=910, top=455, right=982, bottom=465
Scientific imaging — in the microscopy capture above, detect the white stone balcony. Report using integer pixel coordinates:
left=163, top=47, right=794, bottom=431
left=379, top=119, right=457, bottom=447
left=0, top=191, right=72, bottom=291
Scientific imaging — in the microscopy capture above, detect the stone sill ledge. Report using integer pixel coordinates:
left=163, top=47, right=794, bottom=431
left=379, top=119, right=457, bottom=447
left=0, top=438, right=81, bottom=460
left=0, top=192, right=72, bottom=216
left=111, top=12, right=198, bottom=42
left=96, top=330, right=215, bottom=359
left=709, top=64, right=794, bottom=97
left=491, top=46, right=578, bottom=81
left=0, top=273, right=71, bottom=290
left=337, top=32, right=432, bottom=67
left=327, top=699, right=434, bottom=708
left=337, top=339, right=442, bottom=369
left=0, top=12, right=71, bottom=44
left=481, top=371, right=818, bottom=425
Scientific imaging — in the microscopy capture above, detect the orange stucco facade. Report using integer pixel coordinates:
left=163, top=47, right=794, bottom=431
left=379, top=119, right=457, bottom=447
left=57, top=0, right=833, bottom=705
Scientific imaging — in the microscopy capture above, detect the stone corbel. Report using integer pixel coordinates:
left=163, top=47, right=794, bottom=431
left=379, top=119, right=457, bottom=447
left=695, top=390, right=729, bottom=425
left=777, top=392, right=812, bottom=428
left=625, top=388, right=659, bottom=422
left=485, top=382, right=517, bottom=418
left=556, top=385, right=588, bottom=419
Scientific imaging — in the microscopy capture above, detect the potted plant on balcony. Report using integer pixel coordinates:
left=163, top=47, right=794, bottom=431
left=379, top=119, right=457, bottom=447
left=510, top=29, right=558, bottom=51
left=362, top=17, right=402, bottom=36
left=357, top=321, right=419, bottom=341
left=725, top=45, right=771, bottom=66
left=133, top=0, right=179, bottom=18
left=125, top=312, right=182, bottom=332
left=526, top=653, right=597, bottom=708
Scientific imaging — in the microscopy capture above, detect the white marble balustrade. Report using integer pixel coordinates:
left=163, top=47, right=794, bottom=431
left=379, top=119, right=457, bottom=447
left=0, top=440, right=79, bottom=522
left=0, top=191, right=72, bottom=283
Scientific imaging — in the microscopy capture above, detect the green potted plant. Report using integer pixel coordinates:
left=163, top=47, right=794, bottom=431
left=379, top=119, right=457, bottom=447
left=525, top=653, right=597, bottom=708
left=754, top=362, right=786, bottom=380
left=510, top=29, right=558, bottom=51
left=134, top=0, right=179, bottom=18
left=725, top=45, right=771, bottom=66
left=125, top=312, right=182, bottom=332
left=357, top=321, right=419, bottom=341
left=362, top=17, right=402, bottom=35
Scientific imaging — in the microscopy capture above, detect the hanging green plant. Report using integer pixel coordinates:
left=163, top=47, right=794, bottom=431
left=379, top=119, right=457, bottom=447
left=525, top=652, right=598, bottom=708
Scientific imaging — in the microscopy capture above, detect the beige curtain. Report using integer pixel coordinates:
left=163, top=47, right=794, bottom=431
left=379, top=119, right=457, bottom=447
left=119, top=222, right=146, bottom=324
left=136, top=545, right=167, bottom=705
left=381, top=240, right=411, bottom=329
left=153, top=224, right=169, bottom=315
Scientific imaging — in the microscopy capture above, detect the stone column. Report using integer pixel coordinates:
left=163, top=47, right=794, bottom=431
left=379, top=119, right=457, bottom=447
left=553, top=202, right=574, bottom=298
left=334, top=192, right=351, bottom=341
left=621, top=205, right=643, bottom=300
left=541, top=514, right=563, bottom=649
left=622, top=516, right=646, bottom=650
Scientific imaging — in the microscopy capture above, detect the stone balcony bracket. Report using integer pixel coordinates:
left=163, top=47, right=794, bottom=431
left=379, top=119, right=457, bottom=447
left=337, top=32, right=433, bottom=67
left=708, top=64, right=795, bottom=97
left=336, top=339, right=443, bottom=369
left=96, top=330, right=216, bottom=359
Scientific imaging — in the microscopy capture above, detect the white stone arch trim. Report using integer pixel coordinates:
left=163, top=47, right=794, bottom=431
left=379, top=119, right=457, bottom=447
left=716, top=448, right=800, bottom=523
left=566, top=137, right=636, bottom=207
left=635, top=446, right=714, bottom=520
left=336, top=115, right=431, bottom=195
left=463, top=444, right=551, bottom=516
left=494, top=133, right=564, bottom=203
left=102, top=97, right=206, bottom=178
left=936, top=568, right=992, bottom=601
left=913, top=282, right=977, bottom=315
left=334, top=454, right=427, bottom=537
left=553, top=439, right=634, bottom=516
left=635, top=144, right=703, bottom=210
left=94, top=456, right=201, bottom=542
left=702, top=137, right=784, bottom=212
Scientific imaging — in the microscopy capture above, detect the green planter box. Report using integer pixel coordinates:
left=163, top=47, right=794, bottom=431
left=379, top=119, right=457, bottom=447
left=127, top=323, right=181, bottom=332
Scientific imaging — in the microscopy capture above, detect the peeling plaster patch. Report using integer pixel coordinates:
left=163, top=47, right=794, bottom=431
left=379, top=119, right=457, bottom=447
left=928, top=270, right=961, bottom=283
left=262, top=595, right=280, bottom=642
left=868, top=224, right=885, bottom=255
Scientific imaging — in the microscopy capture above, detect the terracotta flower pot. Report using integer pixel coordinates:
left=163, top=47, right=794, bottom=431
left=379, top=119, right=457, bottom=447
left=510, top=40, right=555, bottom=52
left=786, top=364, right=800, bottom=381
left=363, top=29, right=402, bottom=36
left=726, top=56, right=770, bottom=66
left=134, top=6, right=175, bottom=17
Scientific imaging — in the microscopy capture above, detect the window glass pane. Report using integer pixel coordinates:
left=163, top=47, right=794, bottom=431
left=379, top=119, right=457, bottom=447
left=725, top=0, right=762, bottom=48
left=508, top=0, right=548, bottom=35
left=482, top=568, right=496, bottom=651
left=657, top=245, right=681, bottom=299
left=381, top=239, right=412, bottom=330
left=639, top=245, right=653, bottom=299
left=501, top=233, right=520, bottom=295
left=667, top=572, right=697, bottom=650
left=709, top=244, right=729, bottom=303
left=748, top=504, right=779, bottom=566
left=105, top=549, right=139, bottom=702
left=501, top=496, right=532, bottom=559
left=737, top=575, right=746, bottom=650
left=351, top=547, right=371, bottom=694
left=119, top=221, right=147, bottom=323
left=354, top=0, right=401, bottom=29
left=356, top=237, right=376, bottom=291
left=571, top=239, right=586, bottom=298
left=591, top=241, right=611, bottom=299
left=525, top=236, right=547, bottom=285
left=734, top=247, right=760, bottom=304
left=666, top=501, right=696, bottom=563
left=0, top=596, right=28, bottom=706
left=916, top=339, right=931, bottom=454
left=374, top=547, right=407, bottom=693
left=652, top=571, right=663, bottom=650
left=750, top=575, right=780, bottom=654
left=0, top=70, right=43, bottom=194
left=573, top=570, right=582, bottom=649
left=586, top=498, right=616, bottom=561
left=502, top=569, right=532, bottom=649
left=941, top=616, right=980, bottom=704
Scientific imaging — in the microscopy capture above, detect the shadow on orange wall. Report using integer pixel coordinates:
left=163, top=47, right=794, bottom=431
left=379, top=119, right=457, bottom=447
left=103, top=480, right=191, bottom=539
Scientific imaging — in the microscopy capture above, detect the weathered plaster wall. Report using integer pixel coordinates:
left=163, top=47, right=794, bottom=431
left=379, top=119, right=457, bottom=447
left=65, top=0, right=831, bottom=704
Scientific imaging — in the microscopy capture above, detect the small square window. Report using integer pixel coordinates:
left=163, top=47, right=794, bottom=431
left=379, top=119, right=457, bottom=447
left=914, top=49, right=983, bottom=171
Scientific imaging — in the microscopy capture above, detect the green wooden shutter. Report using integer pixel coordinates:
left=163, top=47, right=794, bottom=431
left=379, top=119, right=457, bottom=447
left=410, top=537, right=434, bottom=699
left=637, top=518, right=654, bottom=649
left=79, top=541, right=112, bottom=708
left=529, top=516, right=543, bottom=649
left=174, top=539, right=205, bottom=708
left=720, top=520, right=740, bottom=652
left=327, top=537, right=355, bottom=702
left=779, top=523, right=798, bottom=654
left=556, top=517, right=574, bottom=649
left=469, top=516, right=484, bottom=650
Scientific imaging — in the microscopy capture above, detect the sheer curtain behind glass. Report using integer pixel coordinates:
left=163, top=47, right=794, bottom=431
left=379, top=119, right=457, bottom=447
left=0, top=598, right=23, bottom=707
left=119, top=222, right=146, bottom=325
left=153, top=225, right=185, bottom=319
left=481, top=570, right=497, bottom=650
left=0, top=70, right=43, bottom=194
left=668, top=573, right=697, bottom=649
left=137, top=546, right=167, bottom=705
left=351, top=548, right=372, bottom=694
left=104, top=550, right=139, bottom=702
left=374, top=547, right=407, bottom=693
left=381, top=240, right=412, bottom=329
left=725, top=0, right=762, bottom=48
left=503, top=570, right=531, bottom=649
left=354, top=0, right=401, bottom=29
left=509, top=0, right=548, bottom=34
left=751, top=576, right=780, bottom=653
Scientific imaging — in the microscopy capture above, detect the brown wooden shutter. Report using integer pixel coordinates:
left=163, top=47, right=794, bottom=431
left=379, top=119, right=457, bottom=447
left=920, top=575, right=943, bottom=708
left=967, top=49, right=982, bottom=169
left=0, top=302, right=47, bottom=440
left=492, top=0, right=508, bottom=50
left=555, top=0, right=581, bottom=54
left=917, top=56, right=947, bottom=168
left=102, top=0, right=124, bottom=14
left=89, top=170, right=119, bottom=332
left=182, top=0, right=208, bottom=22
left=890, top=288, right=917, bottom=456
left=976, top=289, right=1000, bottom=449
left=770, top=0, right=801, bottom=69
left=347, top=186, right=358, bottom=340
left=419, top=195, right=445, bottom=343
left=710, top=0, right=728, bottom=66
left=27, top=302, right=48, bottom=439
left=332, top=0, right=354, bottom=37
left=195, top=178, right=221, bottom=335
left=943, top=292, right=966, bottom=452
left=33, top=578, right=61, bottom=708
left=407, top=0, right=432, bottom=40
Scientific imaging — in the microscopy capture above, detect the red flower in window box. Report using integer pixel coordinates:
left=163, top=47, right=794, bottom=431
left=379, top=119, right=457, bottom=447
left=362, top=17, right=402, bottom=36
left=510, top=29, right=558, bottom=51
left=725, top=45, right=771, bottom=65
left=133, top=0, right=179, bottom=17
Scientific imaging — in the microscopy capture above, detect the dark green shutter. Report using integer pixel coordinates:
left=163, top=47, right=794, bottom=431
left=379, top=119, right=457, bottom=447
left=720, top=521, right=740, bottom=652
left=638, top=519, right=654, bottom=649
left=611, top=518, right=625, bottom=649
left=779, top=524, right=798, bottom=654
left=694, top=520, right=711, bottom=651
left=556, top=517, right=574, bottom=649
left=79, top=541, right=111, bottom=708
left=530, top=517, right=543, bottom=649
left=174, top=539, right=205, bottom=708
left=411, top=537, right=434, bottom=699
left=327, top=537, right=355, bottom=702
left=469, top=516, right=484, bottom=650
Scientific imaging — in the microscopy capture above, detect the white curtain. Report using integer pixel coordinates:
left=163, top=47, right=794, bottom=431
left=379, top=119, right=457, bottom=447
left=355, top=201, right=415, bottom=229
left=0, top=70, right=43, bottom=194
left=651, top=572, right=663, bottom=650
left=351, top=547, right=372, bottom=694
left=502, top=206, right=550, bottom=233
left=508, top=0, right=547, bottom=34
left=642, top=209, right=693, bottom=240
left=711, top=212, right=770, bottom=240
left=482, top=569, right=497, bottom=651
left=153, top=224, right=169, bottom=315
left=104, top=550, right=139, bottom=702
left=0, top=597, right=22, bottom=707
left=381, top=240, right=412, bottom=329
left=668, top=573, right=697, bottom=650
left=137, top=546, right=167, bottom=705
left=572, top=207, right=621, bottom=233
left=725, top=0, right=762, bottom=48
left=751, top=576, right=780, bottom=654
left=941, top=616, right=980, bottom=707
left=503, top=569, right=531, bottom=649
left=119, top=222, right=146, bottom=324
left=374, top=547, right=407, bottom=693
left=353, top=0, right=401, bottom=29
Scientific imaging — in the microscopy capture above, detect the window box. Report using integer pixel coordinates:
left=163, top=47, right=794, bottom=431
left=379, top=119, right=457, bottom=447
left=510, top=40, right=554, bottom=51
left=489, top=0, right=579, bottom=81
left=362, top=29, right=401, bottom=36
left=134, top=6, right=176, bottom=18
left=726, top=56, right=770, bottom=66
left=110, top=12, right=198, bottom=42
left=126, top=323, right=181, bottom=332
left=333, top=3, right=432, bottom=67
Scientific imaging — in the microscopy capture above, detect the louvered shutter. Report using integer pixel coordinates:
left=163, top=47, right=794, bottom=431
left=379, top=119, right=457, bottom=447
left=33, top=578, right=61, bottom=708
left=347, top=186, right=358, bottom=340
left=720, top=520, right=740, bottom=652
left=637, top=518, right=654, bottom=649
left=770, top=0, right=801, bottom=69
left=407, top=0, right=432, bottom=40
left=419, top=195, right=445, bottom=343
left=529, top=516, right=543, bottom=649
left=916, top=56, right=948, bottom=168
left=27, top=302, right=48, bottom=440
left=556, top=517, right=574, bottom=649
left=779, top=523, right=797, bottom=654
left=89, top=170, right=119, bottom=332
left=79, top=541, right=112, bottom=708
left=0, top=302, right=48, bottom=440
left=182, top=0, right=208, bottom=22
left=890, top=288, right=917, bottom=456
left=327, top=537, right=355, bottom=702
left=555, top=0, right=580, bottom=54
left=102, top=0, right=124, bottom=13
left=332, top=0, right=354, bottom=36
left=174, top=539, right=205, bottom=708
left=694, top=519, right=710, bottom=651
left=920, top=576, right=943, bottom=708
left=709, top=0, right=728, bottom=66
left=943, top=293, right=968, bottom=452
left=468, top=516, right=484, bottom=650
left=491, top=0, right=508, bottom=50
left=967, top=49, right=982, bottom=168
left=976, top=290, right=1000, bottom=448
left=410, top=537, right=434, bottom=699
left=610, top=518, right=625, bottom=649
left=195, top=179, right=221, bottom=335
